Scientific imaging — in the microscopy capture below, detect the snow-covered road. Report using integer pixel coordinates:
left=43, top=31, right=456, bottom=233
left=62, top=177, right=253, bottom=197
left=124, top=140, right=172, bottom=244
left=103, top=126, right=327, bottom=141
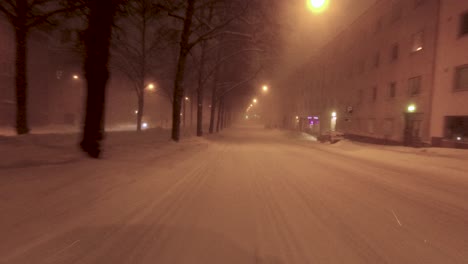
left=1, top=126, right=468, bottom=263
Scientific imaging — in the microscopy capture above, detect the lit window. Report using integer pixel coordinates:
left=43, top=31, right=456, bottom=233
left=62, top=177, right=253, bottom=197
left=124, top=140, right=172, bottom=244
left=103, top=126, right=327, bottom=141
left=459, top=11, right=468, bottom=37
left=411, top=31, right=424, bottom=52
left=455, top=65, right=468, bottom=91
left=408, top=76, right=422, bottom=96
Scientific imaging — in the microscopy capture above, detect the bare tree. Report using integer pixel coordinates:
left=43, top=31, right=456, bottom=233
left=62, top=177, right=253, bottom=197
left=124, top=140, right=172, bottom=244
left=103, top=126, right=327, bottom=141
left=0, top=0, right=83, bottom=134
left=112, top=0, right=162, bottom=131
left=79, top=0, right=122, bottom=158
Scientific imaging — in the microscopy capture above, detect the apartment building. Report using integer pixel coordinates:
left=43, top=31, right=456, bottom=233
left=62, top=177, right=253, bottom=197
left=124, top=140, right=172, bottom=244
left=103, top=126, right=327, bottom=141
left=430, top=0, right=468, bottom=148
left=284, top=0, right=468, bottom=148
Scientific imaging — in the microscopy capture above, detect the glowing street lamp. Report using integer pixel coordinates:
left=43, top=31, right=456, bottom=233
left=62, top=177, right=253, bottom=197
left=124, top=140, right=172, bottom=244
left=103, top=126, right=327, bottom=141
left=307, top=0, right=329, bottom=13
left=73, top=75, right=79, bottom=80
left=262, top=85, right=268, bottom=92
left=407, top=104, right=416, bottom=113
left=253, top=98, right=258, bottom=104
left=185, top=97, right=189, bottom=101
left=147, top=83, right=155, bottom=91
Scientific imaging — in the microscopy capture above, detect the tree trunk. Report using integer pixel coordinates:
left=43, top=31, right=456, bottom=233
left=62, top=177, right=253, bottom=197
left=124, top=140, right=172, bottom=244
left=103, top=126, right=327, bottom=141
left=216, top=97, right=223, bottom=132
left=171, top=0, right=196, bottom=142
left=80, top=0, right=119, bottom=158
left=14, top=26, right=29, bottom=135
left=14, top=0, right=29, bottom=135
left=136, top=93, right=144, bottom=131
left=196, top=41, right=208, bottom=137
left=220, top=103, right=225, bottom=130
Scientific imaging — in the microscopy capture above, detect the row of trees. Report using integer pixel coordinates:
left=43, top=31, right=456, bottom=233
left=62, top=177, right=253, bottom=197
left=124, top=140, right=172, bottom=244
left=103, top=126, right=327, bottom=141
left=0, top=0, right=279, bottom=158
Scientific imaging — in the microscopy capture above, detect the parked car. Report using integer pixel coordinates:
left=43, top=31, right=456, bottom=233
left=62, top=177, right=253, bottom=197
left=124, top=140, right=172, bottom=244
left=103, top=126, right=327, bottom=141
left=317, top=130, right=344, bottom=144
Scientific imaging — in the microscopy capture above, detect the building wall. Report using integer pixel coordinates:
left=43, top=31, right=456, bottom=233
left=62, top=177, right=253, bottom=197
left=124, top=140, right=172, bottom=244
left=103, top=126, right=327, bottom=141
left=286, top=0, right=440, bottom=144
left=430, top=0, right=468, bottom=145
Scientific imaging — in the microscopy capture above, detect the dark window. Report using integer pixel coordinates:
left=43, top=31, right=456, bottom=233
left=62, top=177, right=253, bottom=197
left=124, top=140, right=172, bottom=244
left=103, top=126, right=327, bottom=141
left=459, top=11, right=468, bottom=37
left=455, top=65, right=468, bottom=91
left=391, top=2, right=403, bottom=22
left=444, top=116, right=468, bottom=141
left=375, top=17, right=383, bottom=33
left=391, top=43, right=399, bottom=61
left=358, top=60, right=364, bottom=74
left=414, top=0, right=425, bottom=8
left=408, top=76, right=422, bottom=96
left=374, top=52, right=380, bottom=68
left=389, top=82, right=397, bottom=98
left=372, top=86, right=378, bottom=101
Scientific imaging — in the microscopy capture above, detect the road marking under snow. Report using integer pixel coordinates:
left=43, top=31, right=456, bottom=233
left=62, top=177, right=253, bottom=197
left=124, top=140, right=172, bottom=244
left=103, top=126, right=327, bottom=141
left=391, top=210, right=402, bottom=226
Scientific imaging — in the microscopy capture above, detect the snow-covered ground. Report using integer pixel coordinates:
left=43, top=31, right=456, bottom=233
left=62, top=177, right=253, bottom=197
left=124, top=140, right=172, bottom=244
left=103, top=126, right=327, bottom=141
left=1, top=126, right=468, bottom=263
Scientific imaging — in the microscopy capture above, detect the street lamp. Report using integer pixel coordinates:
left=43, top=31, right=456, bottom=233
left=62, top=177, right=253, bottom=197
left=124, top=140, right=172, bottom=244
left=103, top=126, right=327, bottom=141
left=307, top=0, right=329, bottom=13
left=185, top=97, right=189, bottom=101
left=407, top=104, right=416, bottom=113
left=147, top=83, right=155, bottom=91
left=73, top=75, right=79, bottom=80
left=253, top=98, right=258, bottom=104
left=262, top=85, right=268, bottom=92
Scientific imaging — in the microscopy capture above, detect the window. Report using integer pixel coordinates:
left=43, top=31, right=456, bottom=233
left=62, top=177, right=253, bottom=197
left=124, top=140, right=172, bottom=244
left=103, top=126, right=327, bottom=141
left=357, top=60, right=364, bottom=74
left=459, top=11, right=468, bottom=37
left=357, top=89, right=363, bottom=104
left=391, top=2, right=403, bottom=22
left=375, top=17, right=383, bottom=33
left=444, top=116, right=468, bottom=141
left=391, top=43, right=399, bottom=61
left=389, top=82, right=397, bottom=98
left=414, top=0, right=425, bottom=8
left=368, top=119, right=376, bottom=134
left=372, top=86, right=378, bottom=101
left=411, top=31, right=424, bottom=52
left=383, top=119, right=394, bottom=137
left=455, top=65, right=468, bottom=91
left=408, top=76, right=422, bottom=96
left=374, top=52, right=380, bottom=68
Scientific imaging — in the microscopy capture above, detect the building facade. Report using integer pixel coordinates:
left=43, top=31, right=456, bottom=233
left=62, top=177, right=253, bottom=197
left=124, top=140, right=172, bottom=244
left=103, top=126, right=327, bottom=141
left=282, top=0, right=468, bottom=148
left=430, top=0, right=468, bottom=148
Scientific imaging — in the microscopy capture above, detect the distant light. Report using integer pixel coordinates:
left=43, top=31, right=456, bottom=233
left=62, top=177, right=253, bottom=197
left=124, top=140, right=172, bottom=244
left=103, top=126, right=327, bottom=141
left=73, top=75, right=79, bottom=80
left=457, top=137, right=462, bottom=141
left=295, top=116, right=299, bottom=120
left=245, top=115, right=249, bottom=120
left=331, top=112, right=337, bottom=117
left=250, top=104, right=253, bottom=107
left=416, top=47, right=423, bottom=51
left=253, top=98, right=258, bottom=104
left=185, top=97, right=189, bottom=101
left=307, top=116, right=312, bottom=120
left=142, top=122, right=148, bottom=129
left=147, top=83, right=155, bottom=90
left=262, top=85, right=268, bottom=92
left=407, top=104, right=416, bottom=113
left=134, top=110, right=138, bottom=114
